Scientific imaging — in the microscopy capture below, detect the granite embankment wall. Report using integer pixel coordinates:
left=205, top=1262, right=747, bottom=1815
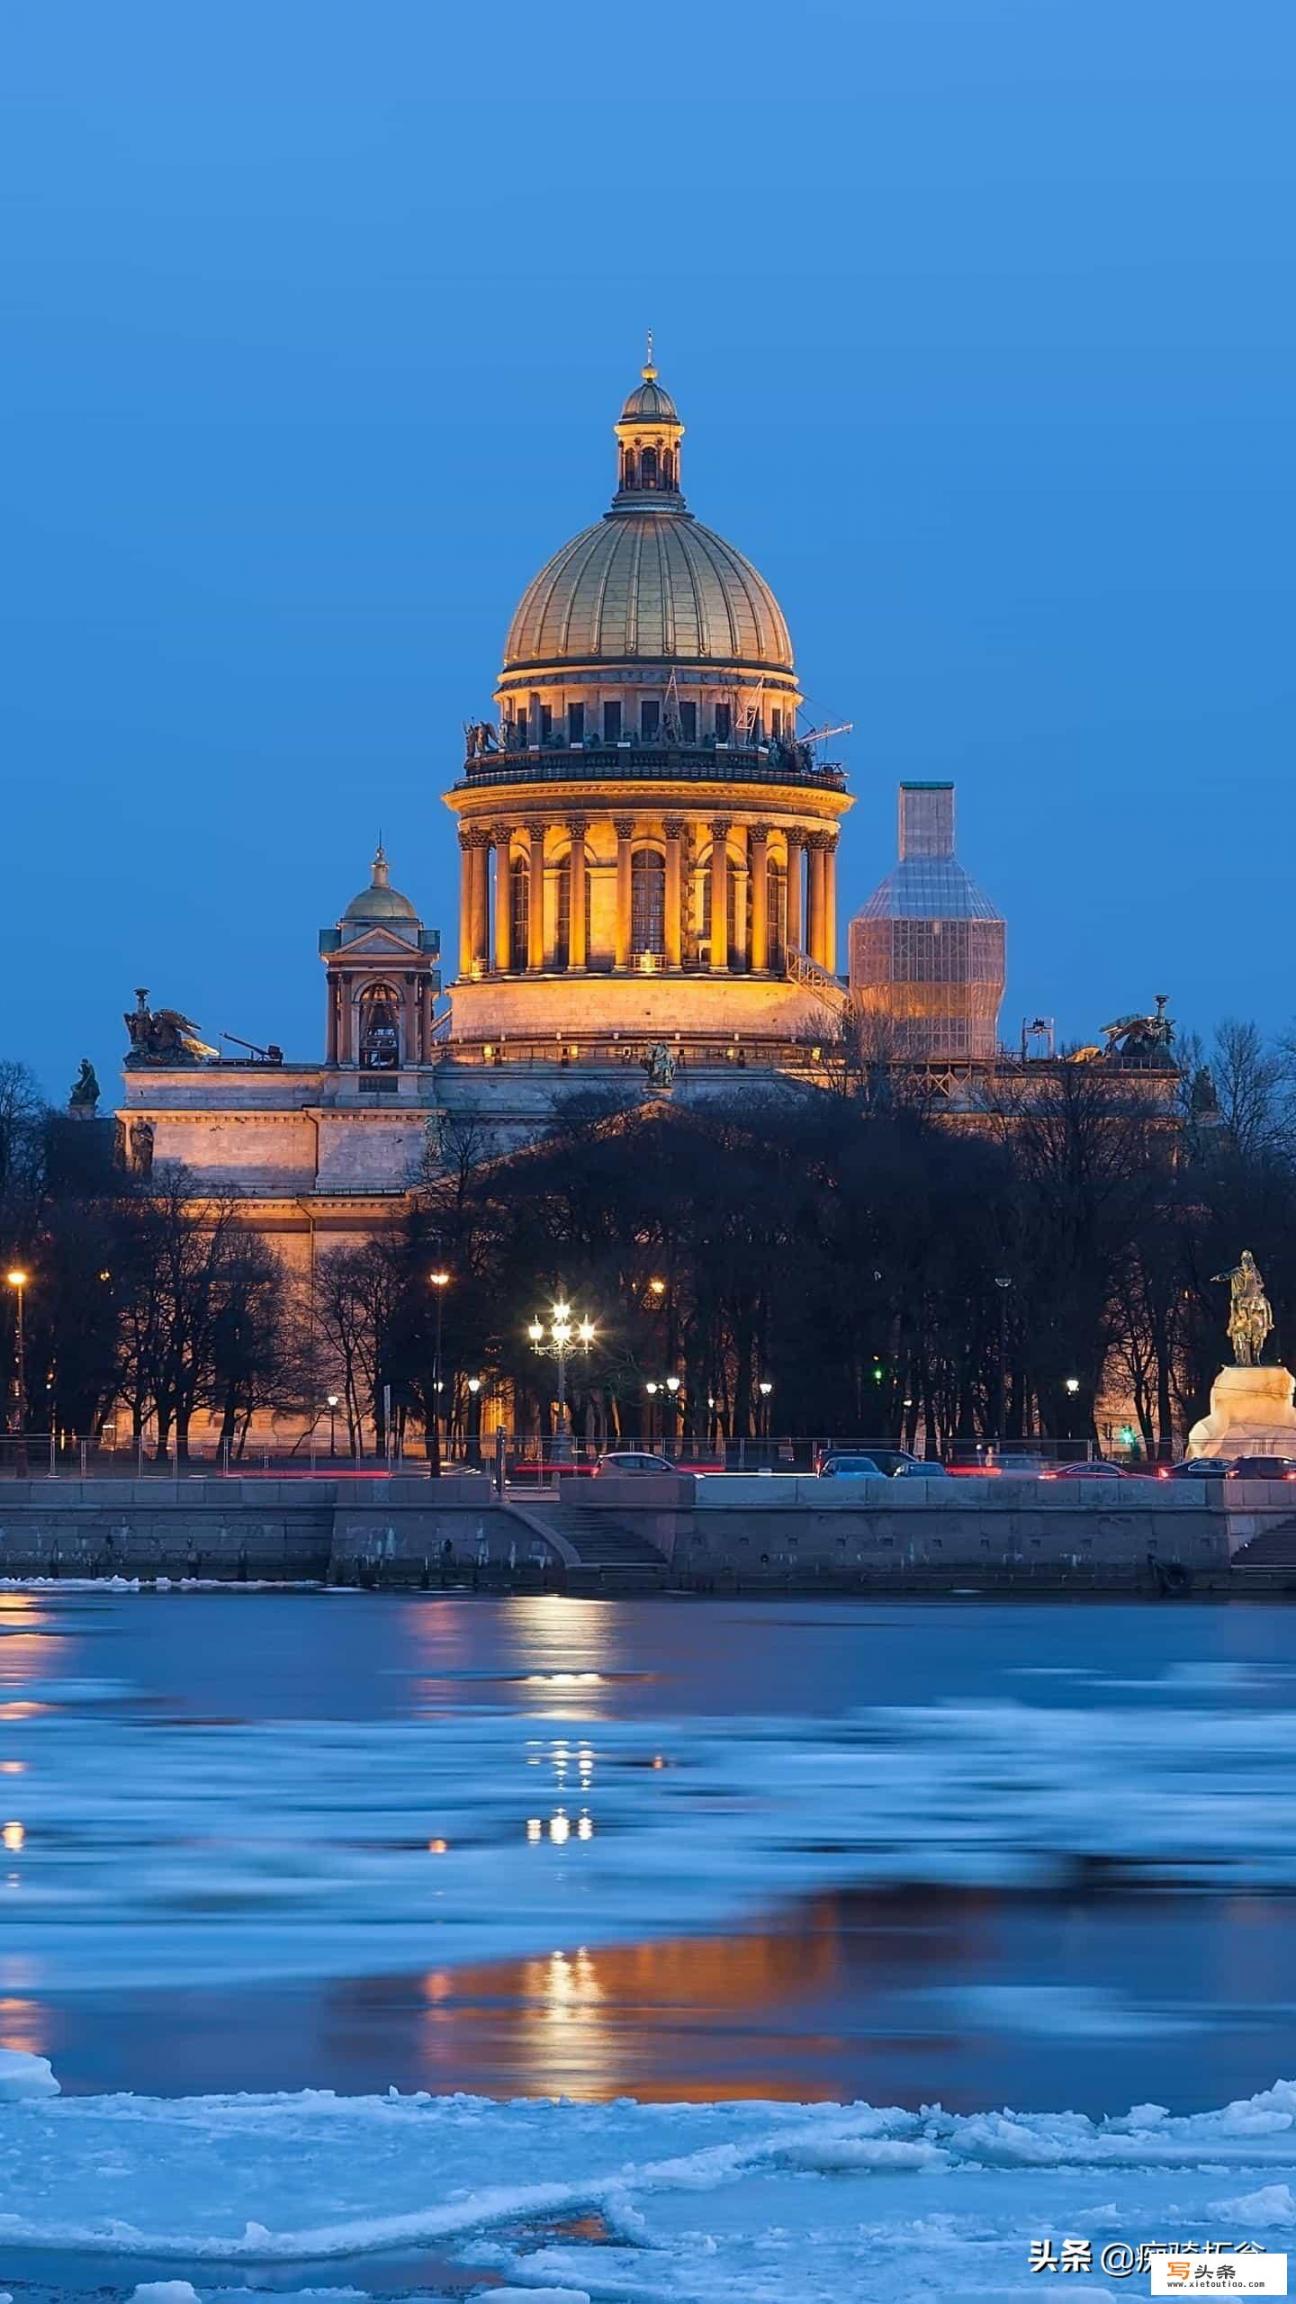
left=0, top=1476, right=531, bottom=1584
left=0, top=1472, right=1288, bottom=1589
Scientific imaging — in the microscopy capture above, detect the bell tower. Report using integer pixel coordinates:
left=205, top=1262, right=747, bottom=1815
left=318, top=845, right=441, bottom=1070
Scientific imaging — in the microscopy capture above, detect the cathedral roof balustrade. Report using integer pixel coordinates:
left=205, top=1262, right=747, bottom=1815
left=454, top=739, right=847, bottom=793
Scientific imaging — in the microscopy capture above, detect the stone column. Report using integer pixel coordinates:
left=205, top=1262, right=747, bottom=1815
left=730, top=825, right=750, bottom=971
left=786, top=833, right=805, bottom=953
left=823, top=833, right=839, bottom=979
left=567, top=817, right=588, bottom=971
left=471, top=831, right=492, bottom=973
left=527, top=820, right=546, bottom=971
left=457, top=832, right=474, bottom=979
left=806, top=834, right=828, bottom=968
left=614, top=818, right=634, bottom=970
left=749, top=825, right=770, bottom=973
left=493, top=829, right=512, bottom=973
left=709, top=820, right=730, bottom=972
left=664, top=818, right=685, bottom=969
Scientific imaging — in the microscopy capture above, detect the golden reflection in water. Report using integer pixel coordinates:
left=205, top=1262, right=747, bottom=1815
left=0, top=1704, right=47, bottom=1722
left=0, top=1592, right=70, bottom=1694
left=0, top=1995, right=48, bottom=2056
left=0, top=1762, right=25, bottom=1775
left=505, top=1595, right=626, bottom=1719
left=406, top=1921, right=844, bottom=2103
left=1, top=1822, right=24, bottom=1852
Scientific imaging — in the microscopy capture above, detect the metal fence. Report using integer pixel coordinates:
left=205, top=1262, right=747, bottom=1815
left=0, top=1431, right=1106, bottom=1480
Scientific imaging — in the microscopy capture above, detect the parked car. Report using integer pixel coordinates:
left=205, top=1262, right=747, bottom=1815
left=591, top=1450, right=675, bottom=1476
left=817, top=1452, right=885, bottom=1479
left=1227, top=1456, right=1296, bottom=1481
left=816, top=1448, right=946, bottom=1479
left=1040, top=1460, right=1128, bottom=1481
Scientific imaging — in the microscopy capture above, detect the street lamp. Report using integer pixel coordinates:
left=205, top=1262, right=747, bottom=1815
left=5, top=1270, right=28, bottom=1478
left=326, top=1393, right=339, bottom=1458
left=528, top=1299, right=596, bottom=1453
left=428, top=1270, right=450, bottom=1476
left=758, top=1377, right=773, bottom=1442
left=1065, top=1377, right=1080, bottom=1394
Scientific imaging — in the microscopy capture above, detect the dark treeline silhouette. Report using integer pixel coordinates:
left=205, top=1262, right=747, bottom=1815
left=4, top=1019, right=1296, bottom=1460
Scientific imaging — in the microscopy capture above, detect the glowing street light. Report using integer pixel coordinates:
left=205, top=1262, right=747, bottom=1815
left=428, top=1270, right=451, bottom=1476
left=5, top=1270, right=28, bottom=1477
left=528, top=1299, right=597, bottom=1440
left=326, top=1392, right=339, bottom=1457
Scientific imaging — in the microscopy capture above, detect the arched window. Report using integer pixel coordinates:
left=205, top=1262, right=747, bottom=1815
left=357, top=982, right=401, bottom=1069
left=767, top=858, right=788, bottom=968
left=699, top=852, right=741, bottom=968
left=631, top=849, right=666, bottom=957
left=509, top=857, right=530, bottom=970
left=641, top=445, right=659, bottom=488
left=554, top=860, right=593, bottom=968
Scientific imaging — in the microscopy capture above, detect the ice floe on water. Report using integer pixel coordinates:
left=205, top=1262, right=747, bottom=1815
left=2, top=2057, right=1296, bottom=2301
left=8, top=1689, right=1296, bottom=1990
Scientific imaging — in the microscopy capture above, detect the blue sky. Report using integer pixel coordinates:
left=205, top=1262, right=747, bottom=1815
left=3, top=1, right=1294, bottom=1099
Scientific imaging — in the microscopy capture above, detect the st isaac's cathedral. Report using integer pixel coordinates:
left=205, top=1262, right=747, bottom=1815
left=118, top=350, right=1014, bottom=1279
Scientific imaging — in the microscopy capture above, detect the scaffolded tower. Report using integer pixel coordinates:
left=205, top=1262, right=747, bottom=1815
left=849, top=784, right=1005, bottom=1059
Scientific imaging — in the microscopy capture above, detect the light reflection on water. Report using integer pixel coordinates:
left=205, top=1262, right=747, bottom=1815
left=2, top=1586, right=1296, bottom=2112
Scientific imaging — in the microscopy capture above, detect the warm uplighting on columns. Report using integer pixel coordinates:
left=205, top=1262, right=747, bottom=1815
left=614, top=820, right=634, bottom=971
left=749, top=825, right=770, bottom=972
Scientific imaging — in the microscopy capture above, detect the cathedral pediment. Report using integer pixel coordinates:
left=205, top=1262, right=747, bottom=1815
left=334, top=923, right=418, bottom=960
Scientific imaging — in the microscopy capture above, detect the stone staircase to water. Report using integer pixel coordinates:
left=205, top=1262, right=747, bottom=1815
left=1230, top=1516, right=1296, bottom=1592
left=507, top=1495, right=670, bottom=1592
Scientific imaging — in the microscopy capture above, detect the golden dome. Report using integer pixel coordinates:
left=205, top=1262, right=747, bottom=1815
left=502, top=355, right=794, bottom=677
left=619, top=374, right=679, bottom=423
left=503, top=511, right=794, bottom=674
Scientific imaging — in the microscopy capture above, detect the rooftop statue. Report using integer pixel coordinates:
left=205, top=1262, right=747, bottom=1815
left=1213, top=1250, right=1274, bottom=1368
left=68, top=1057, right=100, bottom=1113
left=123, top=988, right=217, bottom=1067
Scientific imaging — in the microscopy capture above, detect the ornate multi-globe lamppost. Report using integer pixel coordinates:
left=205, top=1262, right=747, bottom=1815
left=527, top=1301, right=596, bottom=1453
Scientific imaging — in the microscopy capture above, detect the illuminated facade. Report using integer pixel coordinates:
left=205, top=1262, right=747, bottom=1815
left=446, top=351, right=852, bottom=1053
left=849, top=784, right=1005, bottom=1059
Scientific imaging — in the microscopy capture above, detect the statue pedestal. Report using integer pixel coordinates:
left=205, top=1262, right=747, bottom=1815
left=1187, top=1364, right=1296, bottom=1459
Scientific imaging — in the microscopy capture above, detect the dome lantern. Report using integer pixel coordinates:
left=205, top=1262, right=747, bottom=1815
left=614, top=333, right=685, bottom=503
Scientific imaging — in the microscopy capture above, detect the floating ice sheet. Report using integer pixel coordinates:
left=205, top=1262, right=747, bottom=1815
left=3, top=2060, right=1296, bottom=2302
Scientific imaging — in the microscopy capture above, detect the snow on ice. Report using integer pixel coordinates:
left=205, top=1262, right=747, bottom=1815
left=1, top=2057, right=1296, bottom=2301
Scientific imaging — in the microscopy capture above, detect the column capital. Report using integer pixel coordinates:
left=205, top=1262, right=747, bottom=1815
left=613, top=817, right=636, bottom=842
left=457, top=827, right=473, bottom=852
left=749, top=822, right=772, bottom=844
left=709, top=816, right=732, bottom=838
left=468, top=824, right=492, bottom=849
left=807, top=828, right=833, bottom=851
left=490, top=821, right=514, bottom=846
left=566, top=815, right=589, bottom=839
left=525, top=817, right=547, bottom=842
left=786, top=826, right=807, bottom=849
left=664, top=816, right=687, bottom=841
